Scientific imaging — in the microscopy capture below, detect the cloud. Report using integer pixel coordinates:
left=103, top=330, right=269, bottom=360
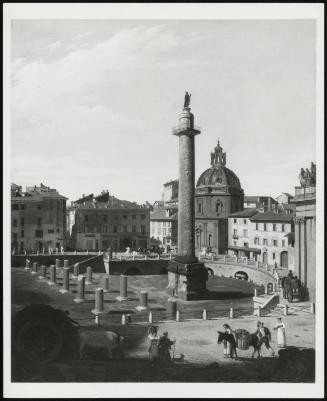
left=47, top=40, right=62, bottom=50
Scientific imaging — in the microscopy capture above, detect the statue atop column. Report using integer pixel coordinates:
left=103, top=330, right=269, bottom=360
left=184, top=91, right=191, bottom=109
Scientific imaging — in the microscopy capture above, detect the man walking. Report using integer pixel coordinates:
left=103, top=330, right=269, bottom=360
left=256, top=322, right=275, bottom=357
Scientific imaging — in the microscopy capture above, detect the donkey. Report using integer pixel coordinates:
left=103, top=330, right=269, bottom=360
left=217, top=331, right=262, bottom=359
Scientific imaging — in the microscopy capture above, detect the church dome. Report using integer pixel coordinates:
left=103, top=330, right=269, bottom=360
left=196, top=165, right=241, bottom=189
left=196, top=140, right=242, bottom=190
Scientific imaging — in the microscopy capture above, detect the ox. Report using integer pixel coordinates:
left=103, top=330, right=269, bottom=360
left=79, top=329, right=125, bottom=360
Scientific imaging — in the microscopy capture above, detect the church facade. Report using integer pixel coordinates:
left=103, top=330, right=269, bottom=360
left=195, top=140, right=244, bottom=254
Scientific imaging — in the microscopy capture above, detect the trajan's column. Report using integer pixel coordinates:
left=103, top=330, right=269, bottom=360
left=167, top=92, right=208, bottom=300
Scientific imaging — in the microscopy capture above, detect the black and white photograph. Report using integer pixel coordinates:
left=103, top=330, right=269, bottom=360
left=3, top=3, right=324, bottom=399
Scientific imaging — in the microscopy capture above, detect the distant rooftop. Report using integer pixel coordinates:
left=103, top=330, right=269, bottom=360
left=229, top=208, right=258, bottom=218
left=250, top=210, right=293, bottom=223
left=71, top=190, right=147, bottom=210
left=11, top=183, right=67, bottom=200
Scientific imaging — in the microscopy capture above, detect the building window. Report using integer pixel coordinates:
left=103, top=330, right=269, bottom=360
left=243, top=229, right=248, bottom=238
left=12, top=204, right=19, bottom=210
left=264, top=223, right=267, bottom=231
left=141, top=214, right=146, bottom=220
left=13, top=219, right=17, bottom=227
left=123, top=215, right=128, bottom=219
left=21, top=230, right=24, bottom=237
left=103, top=215, right=107, bottom=222
left=123, top=225, right=127, bottom=233
left=198, top=203, right=202, bottom=213
left=282, top=239, right=286, bottom=247
left=141, top=225, right=146, bottom=234
left=281, top=224, right=285, bottom=232
left=103, top=225, right=108, bottom=233
left=48, top=229, right=54, bottom=234
left=263, top=238, right=268, bottom=245
left=216, top=203, right=220, bottom=213
left=233, top=241, right=237, bottom=246
left=233, top=229, right=237, bottom=236
left=273, top=240, right=278, bottom=247
left=254, top=237, right=259, bottom=245
left=244, top=242, right=249, bottom=247
left=50, top=201, right=54, bottom=210
left=132, top=225, right=136, bottom=233
left=255, top=223, right=259, bottom=230
left=20, top=204, right=25, bottom=210
left=57, top=229, right=60, bottom=233
left=37, top=217, right=42, bottom=226
left=132, top=215, right=136, bottom=219
left=57, top=200, right=61, bottom=210
left=13, top=232, right=18, bottom=240
left=113, top=225, right=117, bottom=233
left=273, top=224, right=276, bottom=231
left=273, top=253, right=276, bottom=259
left=244, top=219, right=247, bottom=224
left=50, top=215, right=53, bottom=224
left=85, top=215, right=88, bottom=222
left=37, top=204, right=42, bottom=210
left=35, top=230, right=43, bottom=238
left=234, top=218, right=237, bottom=224
left=84, top=226, right=89, bottom=232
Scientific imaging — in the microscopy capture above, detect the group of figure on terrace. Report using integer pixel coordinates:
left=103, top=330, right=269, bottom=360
left=298, top=162, right=316, bottom=187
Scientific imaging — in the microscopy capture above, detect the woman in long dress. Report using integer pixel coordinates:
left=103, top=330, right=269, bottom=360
left=273, top=317, right=286, bottom=348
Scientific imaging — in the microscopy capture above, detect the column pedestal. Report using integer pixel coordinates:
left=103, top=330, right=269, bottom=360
left=167, top=259, right=208, bottom=301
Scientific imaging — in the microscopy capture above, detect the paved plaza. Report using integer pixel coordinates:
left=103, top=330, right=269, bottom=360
left=11, top=268, right=315, bottom=382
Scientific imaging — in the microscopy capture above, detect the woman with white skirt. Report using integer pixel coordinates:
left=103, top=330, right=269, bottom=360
left=273, top=317, right=287, bottom=348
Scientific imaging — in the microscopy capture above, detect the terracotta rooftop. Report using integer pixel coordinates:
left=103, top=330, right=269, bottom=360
left=250, top=211, right=293, bottom=222
left=229, top=208, right=258, bottom=218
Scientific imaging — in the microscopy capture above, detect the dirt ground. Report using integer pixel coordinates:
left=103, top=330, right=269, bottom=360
left=11, top=268, right=315, bottom=382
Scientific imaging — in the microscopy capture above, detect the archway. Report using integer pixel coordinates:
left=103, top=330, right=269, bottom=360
left=234, top=271, right=249, bottom=281
left=262, top=252, right=268, bottom=264
left=206, top=268, right=214, bottom=276
left=280, top=251, right=288, bottom=268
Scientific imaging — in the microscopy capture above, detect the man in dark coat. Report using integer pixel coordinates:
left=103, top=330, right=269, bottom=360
left=256, top=322, right=275, bottom=356
left=158, top=331, right=175, bottom=364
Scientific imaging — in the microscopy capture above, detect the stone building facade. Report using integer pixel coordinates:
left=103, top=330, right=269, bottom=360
left=11, top=183, right=67, bottom=253
left=67, top=191, right=150, bottom=251
left=150, top=181, right=179, bottom=251
left=293, top=162, right=316, bottom=301
left=195, top=140, right=244, bottom=254
left=228, top=208, right=294, bottom=268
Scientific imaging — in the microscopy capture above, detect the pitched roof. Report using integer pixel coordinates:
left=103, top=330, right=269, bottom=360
left=250, top=211, right=293, bottom=222
left=244, top=195, right=277, bottom=202
left=150, top=209, right=177, bottom=221
left=229, top=208, right=258, bottom=218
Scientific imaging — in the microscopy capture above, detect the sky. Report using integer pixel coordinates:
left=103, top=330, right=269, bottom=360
left=11, top=19, right=316, bottom=204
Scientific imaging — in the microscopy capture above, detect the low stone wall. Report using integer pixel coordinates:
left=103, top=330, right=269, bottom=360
left=105, top=260, right=169, bottom=275
left=204, top=261, right=277, bottom=287
left=11, top=254, right=105, bottom=273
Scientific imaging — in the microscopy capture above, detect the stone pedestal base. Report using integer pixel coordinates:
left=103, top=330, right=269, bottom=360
left=167, top=260, right=208, bottom=301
